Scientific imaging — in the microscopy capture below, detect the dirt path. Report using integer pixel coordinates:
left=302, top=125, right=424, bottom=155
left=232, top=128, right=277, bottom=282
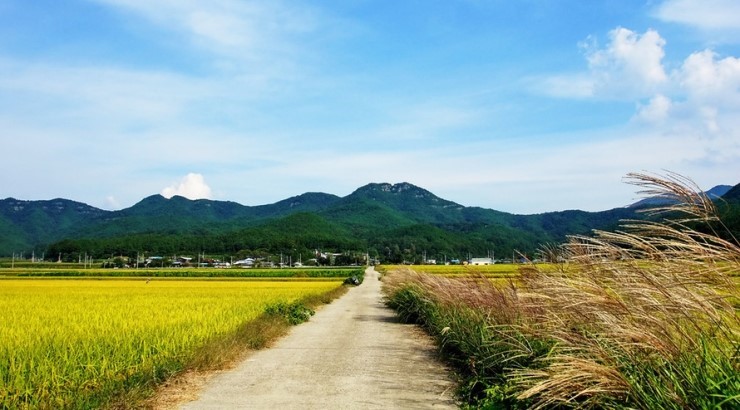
left=179, top=267, right=458, bottom=409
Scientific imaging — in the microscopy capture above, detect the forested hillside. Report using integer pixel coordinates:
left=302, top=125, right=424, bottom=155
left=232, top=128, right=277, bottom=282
left=2, top=181, right=738, bottom=264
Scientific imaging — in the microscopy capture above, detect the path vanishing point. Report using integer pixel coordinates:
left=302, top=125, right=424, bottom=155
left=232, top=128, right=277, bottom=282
left=179, top=267, right=458, bottom=409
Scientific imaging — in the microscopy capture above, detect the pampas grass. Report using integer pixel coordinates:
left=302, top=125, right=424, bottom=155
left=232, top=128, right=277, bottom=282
left=383, top=172, right=739, bottom=408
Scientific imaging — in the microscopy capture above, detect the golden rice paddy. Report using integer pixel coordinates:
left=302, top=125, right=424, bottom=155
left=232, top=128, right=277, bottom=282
left=0, top=278, right=342, bottom=408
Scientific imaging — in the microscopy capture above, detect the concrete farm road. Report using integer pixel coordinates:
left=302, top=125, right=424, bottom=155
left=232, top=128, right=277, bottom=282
left=180, top=267, right=458, bottom=409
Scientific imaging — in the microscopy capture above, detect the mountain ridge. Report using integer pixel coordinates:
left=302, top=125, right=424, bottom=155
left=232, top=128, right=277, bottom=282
left=629, top=184, right=733, bottom=208
left=1, top=181, right=738, bottom=260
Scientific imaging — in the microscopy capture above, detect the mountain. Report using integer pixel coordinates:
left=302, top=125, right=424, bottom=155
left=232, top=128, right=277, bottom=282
left=2, top=181, right=738, bottom=262
left=253, top=192, right=342, bottom=219
left=0, top=198, right=108, bottom=253
left=319, top=183, right=465, bottom=229
left=347, top=183, right=463, bottom=218
left=717, top=184, right=740, bottom=240
left=629, top=184, right=733, bottom=208
left=722, top=184, right=740, bottom=203
left=707, top=185, right=734, bottom=199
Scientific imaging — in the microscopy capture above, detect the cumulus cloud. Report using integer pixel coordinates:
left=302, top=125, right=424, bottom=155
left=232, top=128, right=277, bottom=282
left=534, top=24, right=739, bottom=182
left=161, top=173, right=213, bottom=200
left=584, top=27, right=668, bottom=97
left=536, top=28, right=669, bottom=99
left=679, top=50, right=740, bottom=104
left=539, top=25, right=740, bottom=138
left=662, top=49, right=740, bottom=137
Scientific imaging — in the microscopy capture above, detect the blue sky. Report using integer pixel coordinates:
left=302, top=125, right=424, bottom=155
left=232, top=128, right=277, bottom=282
left=0, top=0, right=738, bottom=214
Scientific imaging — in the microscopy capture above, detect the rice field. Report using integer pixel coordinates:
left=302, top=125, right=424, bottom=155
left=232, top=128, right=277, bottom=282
left=0, top=278, right=344, bottom=409
left=0, top=266, right=363, bottom=278
left=377, top=263, right=527, bottom=277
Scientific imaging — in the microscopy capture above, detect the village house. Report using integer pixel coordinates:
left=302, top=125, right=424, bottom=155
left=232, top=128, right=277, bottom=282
left=469, top=257, right=494, bottom=265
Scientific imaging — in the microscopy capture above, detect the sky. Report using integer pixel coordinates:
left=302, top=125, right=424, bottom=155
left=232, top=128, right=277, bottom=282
left=0, top=0, right=739, bottom=214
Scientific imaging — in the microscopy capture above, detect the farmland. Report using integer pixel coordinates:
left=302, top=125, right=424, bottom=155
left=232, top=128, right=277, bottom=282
left=378, top=263, right=520, bottom=277
left=0, top=265, right=363, bottom=278
left=0, top=276, right=348, bottom=409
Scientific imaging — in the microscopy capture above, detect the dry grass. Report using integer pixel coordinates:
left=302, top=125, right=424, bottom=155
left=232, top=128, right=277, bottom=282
left=384, top=172, right=740, bottom=409
left=512, top=172, right=739, bottom=408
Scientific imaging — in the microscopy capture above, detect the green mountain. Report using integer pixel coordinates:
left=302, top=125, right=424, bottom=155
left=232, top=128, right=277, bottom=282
left=0, top=198, right=107, bottom=252
left=717, top=184, right=740, bottom=240
left=722, top=184, right=740, bottom=203
left=2, top=181, right=738, bottom=263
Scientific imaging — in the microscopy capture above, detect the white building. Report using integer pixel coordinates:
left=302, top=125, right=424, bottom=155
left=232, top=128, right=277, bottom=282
left=469, top=257, right=494, bottom=265
left=233, top=258, right=255, bottom=267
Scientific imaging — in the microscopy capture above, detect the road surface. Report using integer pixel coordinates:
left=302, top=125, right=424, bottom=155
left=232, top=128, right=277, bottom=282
left=179, top=266, right=458, bottom=409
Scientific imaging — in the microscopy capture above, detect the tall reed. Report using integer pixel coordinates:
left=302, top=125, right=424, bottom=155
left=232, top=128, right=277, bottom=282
left=384, top=172, right=739, bottom=408
left=514, top=172, right=739, bottom=408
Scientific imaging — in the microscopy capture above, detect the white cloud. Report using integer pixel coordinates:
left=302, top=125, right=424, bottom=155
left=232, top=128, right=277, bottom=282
left=526, top=25, right=739, bottom=211
left=88, top=0, right=321, bottom=70
left=0, top=59, right=208, bottom=131
left=536, top=28, right=669, bottom=99
left=679, top=50, right=740, bottom=104
left=635, top=94, right=673, bottom=124
left=161, top=173, right=213, bottom=199
left=658, top=49, right=740, bottom=137
left=654, top=0, right=740, bottom=31
left=585, top=27, right=668, bottom=97
left=537, top=26, right=739, bottom=161
left=535, top=73, right=595, bottom=99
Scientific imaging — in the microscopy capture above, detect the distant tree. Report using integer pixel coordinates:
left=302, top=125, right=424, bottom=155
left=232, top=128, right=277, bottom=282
left=113, top=257, right=126, bottom=268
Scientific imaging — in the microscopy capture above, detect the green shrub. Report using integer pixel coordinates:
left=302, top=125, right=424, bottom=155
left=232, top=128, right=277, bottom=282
left=264, top=301, right=315, bottom=325
left=343, top=269, right=365, bottom=285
